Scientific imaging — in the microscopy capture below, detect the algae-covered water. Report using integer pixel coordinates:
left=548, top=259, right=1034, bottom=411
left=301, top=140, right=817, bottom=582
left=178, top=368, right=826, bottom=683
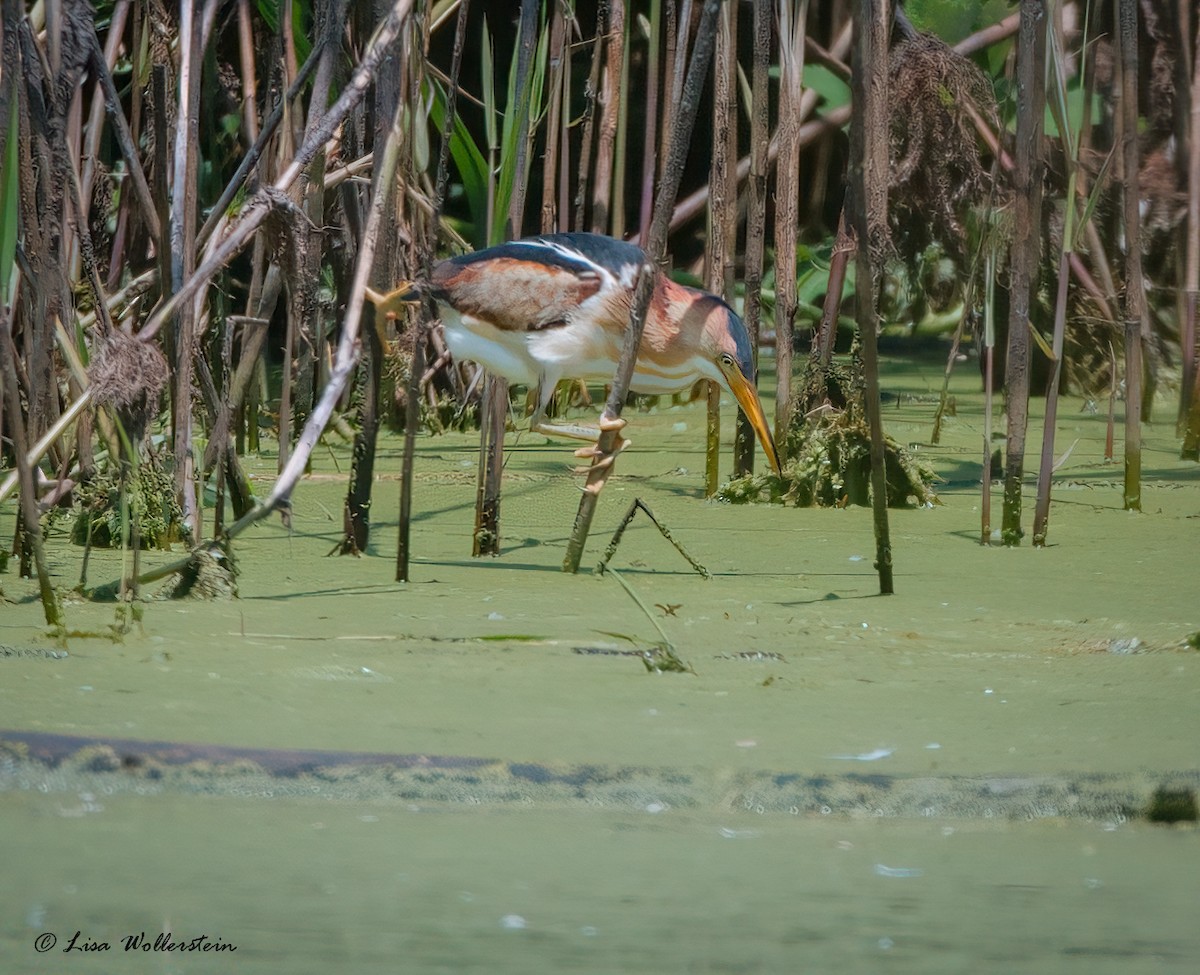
left=2, top=352, right=1198, bottom=972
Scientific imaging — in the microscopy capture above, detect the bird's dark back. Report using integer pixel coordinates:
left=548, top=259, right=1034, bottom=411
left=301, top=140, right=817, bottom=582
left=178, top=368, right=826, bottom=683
left=438, top=233, right=646, bottom=284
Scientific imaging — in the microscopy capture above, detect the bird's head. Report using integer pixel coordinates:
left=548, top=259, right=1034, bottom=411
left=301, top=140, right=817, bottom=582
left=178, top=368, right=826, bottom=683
left=695, top=296, right=782, bottom=475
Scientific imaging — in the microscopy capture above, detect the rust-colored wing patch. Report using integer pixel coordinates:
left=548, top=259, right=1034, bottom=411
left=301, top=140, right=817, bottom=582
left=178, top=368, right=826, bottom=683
left=433, top=257, right=602, bottom=332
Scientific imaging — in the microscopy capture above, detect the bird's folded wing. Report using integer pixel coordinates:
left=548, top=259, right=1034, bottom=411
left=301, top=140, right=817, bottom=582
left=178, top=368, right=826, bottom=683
left=431, top=245, right=612, bottom=333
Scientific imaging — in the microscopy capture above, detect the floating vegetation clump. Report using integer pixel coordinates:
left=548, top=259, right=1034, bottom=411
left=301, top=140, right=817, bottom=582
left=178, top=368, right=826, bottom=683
left=155, top=544, right=238, bottom=600
left=71, top=453, right=183, bottom=549
left=720, top=414, right=939, bottom=509
left=720, top=360, right=939, bottom=509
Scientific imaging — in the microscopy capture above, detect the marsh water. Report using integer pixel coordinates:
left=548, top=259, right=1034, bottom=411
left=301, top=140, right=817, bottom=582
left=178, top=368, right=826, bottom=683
left=2, top=352, right=1198, bottom=972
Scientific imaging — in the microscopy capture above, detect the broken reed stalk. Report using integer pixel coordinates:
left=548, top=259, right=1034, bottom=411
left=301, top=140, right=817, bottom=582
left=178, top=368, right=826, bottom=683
left=850, top=0, right=893, bottom=595
left=1105, top=340, right=1117, bottom=461
left=1001, top=0, right=1046, bottom=546
left=473, top=377, right=506, bottom=556
left=562, top=0, right=722, bottom=574
left=474, top=30, right=505, bottom=557
left=705, top=0, right=737, bottom=496
left=1118, top=0, right=1143, bottom=510
left=75, top=0, right=131, bottom=279
left=151, top=61, right=172, bottom=342
left=596, top=497, right=711, bottom=579
left=773, top=0, right=809, bottom=449
left=929, top=272, right=976, bottom=446
left=605, top=568, right=679, bottom=659
left=660, top=0, right=689, bottom=179
left=235, top=0, right=260, bottom=144
left=734, top=0, right=772, bottom=478
left=1032, top=246, right=1071, bottom=545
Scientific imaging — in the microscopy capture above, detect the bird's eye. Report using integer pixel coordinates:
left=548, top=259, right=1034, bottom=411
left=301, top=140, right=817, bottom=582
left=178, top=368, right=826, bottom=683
left=719, top=353, right=734, bottom=367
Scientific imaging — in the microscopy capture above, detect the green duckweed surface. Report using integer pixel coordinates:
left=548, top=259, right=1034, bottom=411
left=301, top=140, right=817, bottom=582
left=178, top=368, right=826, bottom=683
left=2, top=353, right=1197, bottom=972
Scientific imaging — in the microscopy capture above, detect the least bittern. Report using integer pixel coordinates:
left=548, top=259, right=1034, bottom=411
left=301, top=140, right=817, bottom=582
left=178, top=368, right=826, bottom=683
left=368, top=232, right=781, bottom=475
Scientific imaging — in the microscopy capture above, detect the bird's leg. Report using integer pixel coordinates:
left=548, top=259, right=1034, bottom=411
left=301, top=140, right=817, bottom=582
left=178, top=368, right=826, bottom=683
left=530, top=417, right=605, bottom=442
left=526, top=381, right=630, bottom=452
left=525, top=401, right=630, bottom=482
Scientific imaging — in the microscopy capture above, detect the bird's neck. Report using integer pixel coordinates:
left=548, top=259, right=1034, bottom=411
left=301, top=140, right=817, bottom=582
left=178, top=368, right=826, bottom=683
left=646, top=277, right=715, bottom=357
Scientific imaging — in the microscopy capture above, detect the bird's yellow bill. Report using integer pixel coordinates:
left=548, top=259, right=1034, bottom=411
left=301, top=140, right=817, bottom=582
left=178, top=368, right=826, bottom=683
left=721, top=366, right=782, bottom=475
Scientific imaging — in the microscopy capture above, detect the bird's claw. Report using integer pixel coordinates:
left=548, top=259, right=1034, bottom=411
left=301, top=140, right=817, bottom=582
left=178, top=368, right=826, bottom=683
left=571, top=433, right=629, bottom=477
left=572, top=436, right=630, bottom=461
left=596, top=414, right=627, bottom=434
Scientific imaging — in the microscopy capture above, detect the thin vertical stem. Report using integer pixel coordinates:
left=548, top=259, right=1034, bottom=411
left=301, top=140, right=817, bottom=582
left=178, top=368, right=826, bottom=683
left=1033, top=9, right=1084, bottom=545
left=398, top=0, right=469, bottom=577
left=1180, top=15, right=1200, bottom=451
left=636, top=0, right=662, bottom=240
left=981, top=253, right=996, bottom=545
left=396, top=322, right=425, bottom=580
left=475, top=0, right=539, bottom=556
left=573, top=1, right=606, bottom=232
left=851, top=0, right=893, bottom=594
left=1118, top=0, right=1143, bottom=508
left=171, top=0, right=203, bottom=540
left=705, top=0, right=737, bottom=495
left=1001, top=0, right=1046, bottom=545
left=591, top=0, right=623, bottom=235
left=0, top=326, right=62, bottom=627
left=773, top=0, right=808, bottom=451
left=611, top=3, right=631, bottom=240
left=541, top=1, right=567, bottom=233
left=736, top=0, right=771, bottom=476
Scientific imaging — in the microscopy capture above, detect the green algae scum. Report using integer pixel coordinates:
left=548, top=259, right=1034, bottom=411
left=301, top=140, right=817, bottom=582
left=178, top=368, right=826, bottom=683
left=3, top=356, right=1199, bottom=972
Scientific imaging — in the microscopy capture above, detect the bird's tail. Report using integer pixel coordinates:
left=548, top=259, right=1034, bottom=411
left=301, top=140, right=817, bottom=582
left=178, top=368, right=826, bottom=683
left=365, top=281, right=421, bottom=318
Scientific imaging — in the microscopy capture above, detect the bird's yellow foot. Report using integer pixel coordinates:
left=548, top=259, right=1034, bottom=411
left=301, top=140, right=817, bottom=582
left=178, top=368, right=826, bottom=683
left=572, top=417, right=629, bottom=484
